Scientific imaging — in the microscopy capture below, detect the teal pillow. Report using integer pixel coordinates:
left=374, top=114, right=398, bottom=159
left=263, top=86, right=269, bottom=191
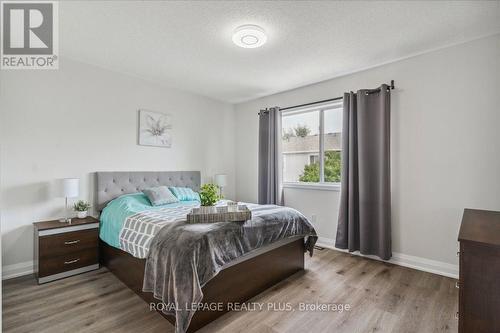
left=142, top=186, right=179, bottom=206
left=169, top=187, right=200, bottom=202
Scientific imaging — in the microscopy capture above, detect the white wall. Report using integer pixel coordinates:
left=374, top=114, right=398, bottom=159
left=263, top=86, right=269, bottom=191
left=2, top=35, right=499, bottom=280
left=0, top=58, right=235, bottom=276
left=284, top=188, right=340, bottom=242
left=234, top=34, right=500, bottom=271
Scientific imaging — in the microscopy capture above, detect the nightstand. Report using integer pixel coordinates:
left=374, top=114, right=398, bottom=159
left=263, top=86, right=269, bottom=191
left=33, top=216, right=100, bottom=284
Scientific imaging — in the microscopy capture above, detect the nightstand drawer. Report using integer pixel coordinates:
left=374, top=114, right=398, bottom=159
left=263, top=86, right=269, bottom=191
left=39, top=228, right=98, bottom=258
left=38, top=248, right=98, bottom=277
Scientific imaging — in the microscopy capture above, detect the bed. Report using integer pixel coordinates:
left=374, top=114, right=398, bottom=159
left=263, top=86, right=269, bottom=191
left=96, top=171, right=317, bottom=333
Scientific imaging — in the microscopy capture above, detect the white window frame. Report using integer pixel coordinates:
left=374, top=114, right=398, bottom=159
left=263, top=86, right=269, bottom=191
left=281, top=100, right=343, bottom=191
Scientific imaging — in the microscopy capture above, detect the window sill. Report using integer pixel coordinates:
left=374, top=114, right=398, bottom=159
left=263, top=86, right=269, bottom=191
left=282, top=182, right=341, bottom=191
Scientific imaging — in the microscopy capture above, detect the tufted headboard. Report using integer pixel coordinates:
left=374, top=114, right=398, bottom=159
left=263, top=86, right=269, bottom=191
left=95, top=171, right=201, bottom=211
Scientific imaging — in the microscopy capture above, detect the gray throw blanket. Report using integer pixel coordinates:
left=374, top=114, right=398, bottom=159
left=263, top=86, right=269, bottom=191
left=142, top=204, right=317, bottom=333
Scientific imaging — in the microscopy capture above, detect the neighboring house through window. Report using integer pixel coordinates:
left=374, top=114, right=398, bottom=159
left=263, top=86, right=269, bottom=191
left=281, top=100, right=343, bottom=187
left=309, top=154, right=319, bottom=165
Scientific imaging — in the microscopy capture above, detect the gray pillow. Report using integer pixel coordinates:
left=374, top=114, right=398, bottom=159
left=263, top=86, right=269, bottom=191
left=143, top=186, right=179, bottom=206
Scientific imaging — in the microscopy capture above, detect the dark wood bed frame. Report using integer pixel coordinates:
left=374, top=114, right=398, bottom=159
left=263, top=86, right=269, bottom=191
left=100, top=238, right=305, bottom=332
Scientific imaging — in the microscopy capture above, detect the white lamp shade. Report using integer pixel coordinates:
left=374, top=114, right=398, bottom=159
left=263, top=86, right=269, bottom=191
left=214, top=174, right=227, bottom=187
left=59, top=178, right=79, bottom=198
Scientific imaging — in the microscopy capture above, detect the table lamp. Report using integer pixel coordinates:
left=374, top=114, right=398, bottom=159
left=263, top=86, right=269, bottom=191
left=214, top=174, right=227, bottom=198
left=58, top=178, right=80, bottom=223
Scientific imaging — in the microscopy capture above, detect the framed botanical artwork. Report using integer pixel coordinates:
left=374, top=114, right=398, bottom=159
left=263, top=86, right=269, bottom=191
left=138, top=109, right=172, bottom=148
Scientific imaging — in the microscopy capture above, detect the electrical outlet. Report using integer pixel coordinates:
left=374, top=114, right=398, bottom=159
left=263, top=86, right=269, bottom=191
left=311, top=214, right=317, bottom=224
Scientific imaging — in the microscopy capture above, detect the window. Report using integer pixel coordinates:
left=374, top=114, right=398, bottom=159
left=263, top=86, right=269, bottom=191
left=309, top=154, right=319, bottom=165
left=281, top=101, right=343, bottom=188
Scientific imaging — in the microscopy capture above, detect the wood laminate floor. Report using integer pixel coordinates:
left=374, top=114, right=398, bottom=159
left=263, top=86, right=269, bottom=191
left=2, top=248, right=458, bottom=333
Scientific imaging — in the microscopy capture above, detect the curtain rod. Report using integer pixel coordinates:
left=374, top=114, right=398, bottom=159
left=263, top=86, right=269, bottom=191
left=259, top=80, right=395, bottom=115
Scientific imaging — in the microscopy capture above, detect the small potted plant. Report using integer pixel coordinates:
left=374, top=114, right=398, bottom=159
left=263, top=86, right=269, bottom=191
left=199, top=183, right=220, bottom=214
left=73, top=200, right=91, bottom=219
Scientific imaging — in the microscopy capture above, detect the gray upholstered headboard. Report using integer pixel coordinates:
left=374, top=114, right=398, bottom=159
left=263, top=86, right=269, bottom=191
left=95, top=171, right=201, bottom=211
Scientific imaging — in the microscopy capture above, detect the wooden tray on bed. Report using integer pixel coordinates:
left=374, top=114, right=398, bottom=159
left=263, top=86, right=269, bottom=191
left=186, top=205, right=251, bottom=223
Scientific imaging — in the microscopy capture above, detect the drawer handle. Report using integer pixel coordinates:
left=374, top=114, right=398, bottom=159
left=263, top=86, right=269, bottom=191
left=64, top=259, right=80, bottom=265
left=456, top=251, right=460, bottom=257
left=64, top=240, right=80, bottom=245
left=455, top=281, right=460, bottom=289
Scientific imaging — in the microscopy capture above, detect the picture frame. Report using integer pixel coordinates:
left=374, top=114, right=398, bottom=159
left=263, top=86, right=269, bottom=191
left=138, top=109, right=172, bottom=148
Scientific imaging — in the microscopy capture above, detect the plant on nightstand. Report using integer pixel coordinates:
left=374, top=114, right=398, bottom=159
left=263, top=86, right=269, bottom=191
left=199, top=183, right=220, bottom=213
left=73, top=200, right=91, bottom=219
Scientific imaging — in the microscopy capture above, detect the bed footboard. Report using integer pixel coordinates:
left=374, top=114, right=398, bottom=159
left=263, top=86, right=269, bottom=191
left=100, top=238, right=305, bottom=332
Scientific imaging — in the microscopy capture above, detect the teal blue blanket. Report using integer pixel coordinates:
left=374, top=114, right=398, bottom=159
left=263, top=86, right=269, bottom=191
left=99, top=192, right=199, bottom=248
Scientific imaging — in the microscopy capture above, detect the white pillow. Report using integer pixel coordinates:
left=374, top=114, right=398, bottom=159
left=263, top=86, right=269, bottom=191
left=142, top=186, right=179, bottom=206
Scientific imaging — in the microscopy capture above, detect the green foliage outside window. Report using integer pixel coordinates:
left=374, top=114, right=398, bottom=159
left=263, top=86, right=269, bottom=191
left=299, top=151, right=341, bottom=183
left=294, top=124, right=311, bottom=138
left=282, top=125, right=313, bottom=141
left=282, top=129, right=295, bottom=141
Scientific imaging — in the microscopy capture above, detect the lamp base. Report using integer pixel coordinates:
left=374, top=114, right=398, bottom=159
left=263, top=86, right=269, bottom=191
left=60, top=197, right=72, bottom=224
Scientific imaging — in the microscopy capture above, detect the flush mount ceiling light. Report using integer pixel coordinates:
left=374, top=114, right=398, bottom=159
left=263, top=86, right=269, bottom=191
left=232, top=25, right=267, bottom=48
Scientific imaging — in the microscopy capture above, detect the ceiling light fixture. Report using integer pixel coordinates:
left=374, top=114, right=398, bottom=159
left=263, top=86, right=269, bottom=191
left=232, top=25, right=267, bottom=49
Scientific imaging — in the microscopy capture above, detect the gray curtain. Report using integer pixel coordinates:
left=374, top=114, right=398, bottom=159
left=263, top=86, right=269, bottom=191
left=335, top=85, right=391, bottom=260
left=258, top=107, right=283, bottom=205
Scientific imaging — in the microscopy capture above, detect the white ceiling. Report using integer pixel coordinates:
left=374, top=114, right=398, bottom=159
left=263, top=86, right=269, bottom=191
left=60, top=1, right=500, bottom=103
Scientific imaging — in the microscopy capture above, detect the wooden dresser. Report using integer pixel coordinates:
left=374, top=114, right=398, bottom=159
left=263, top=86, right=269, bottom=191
left=34, top=216, right=100, bottom=284
left=458, top=209, right=500, bottom=333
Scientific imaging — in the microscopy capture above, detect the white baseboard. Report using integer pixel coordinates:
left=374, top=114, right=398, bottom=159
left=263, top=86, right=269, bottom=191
left=2, top=261, right=34, bottom=280
left=316, top=237, right=459, bottom=279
